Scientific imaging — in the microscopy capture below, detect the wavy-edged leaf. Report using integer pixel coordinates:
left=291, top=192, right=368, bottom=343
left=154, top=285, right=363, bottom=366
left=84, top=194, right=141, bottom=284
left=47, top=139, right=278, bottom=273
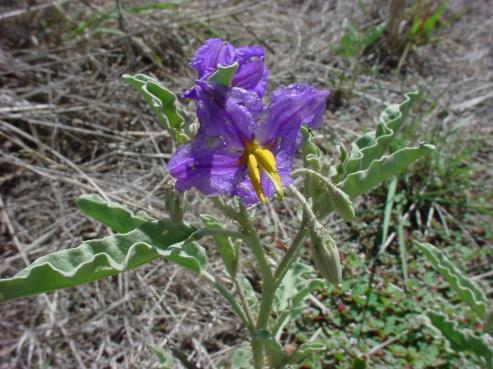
left=208, top=62, right=239, bottom=86
left=428, top=311, right=493, bottom=369
left=335, top=91, right=418, bottom=181
left=201, top=214, right=238, bottom=277
left=339, top=143, right=435, bottom=198
left=76, top=194, right=149, bottom=233
left=122, top=73, right=187, bottom=143
left=0, top=220, right=199, bottom=302
left=416, top=242, right=487, bottom=319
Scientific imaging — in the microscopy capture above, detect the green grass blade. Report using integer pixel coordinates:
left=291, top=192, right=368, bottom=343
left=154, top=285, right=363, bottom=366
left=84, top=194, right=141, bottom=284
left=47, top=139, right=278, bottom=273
left=416, top=242, right=488, bottom=319
left=428, top=311, right=493, bottom=369
left=381, top=177, right=398, bottom=245
left=339, top=143, right=435, bottom=198
left=76, top=194, right=148, bottom=233
left=0, top=220, right=197, bottom=302
left=129, top=2, right=179, bottom=13
left=397, top=212, right=409, bottom=291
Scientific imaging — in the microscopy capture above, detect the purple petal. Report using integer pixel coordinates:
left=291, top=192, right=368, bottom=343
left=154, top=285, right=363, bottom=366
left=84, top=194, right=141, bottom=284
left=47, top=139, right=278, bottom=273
left=168, top=138, right=244, bottom=196
left=190, top=38, right=235, bottom=78
left=258, top=84, right=329, bottom=154
left=271, top=84, right=329, bottom=128
left=195, top=82, right=260, bottom=148
left=232, top=46, right=268, bottom=97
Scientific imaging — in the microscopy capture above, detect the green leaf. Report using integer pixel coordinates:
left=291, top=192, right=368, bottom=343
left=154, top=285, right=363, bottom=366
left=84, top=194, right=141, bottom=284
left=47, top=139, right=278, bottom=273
left=122, top=73, right=187, bottom=143
left=253, top=330, right=285, bottom=368
left=76, top=194, right=148, bottom=233
left=239, top=276, right=259, bottom=316
left=333, top=91, right=418, bottom=182
left=416, top=242, right=488, bottom=319
left=273, top=278, right=324, bottom=339
left=284, top=342, right=326, bottom=366
left=201, top=214, right=238, bottom=277
left=272, top=262, right=324, bottom=338
left=208, top=62, right=239, bottom=86
left=339, top=143, right=435, bottom=198
left=428, top=311, right=493, bottom=369
left=230, top=342, right=254, bottom=369
left=0, top=220, right=199, bottom=302
left=150, top=345, right=177, bottom=369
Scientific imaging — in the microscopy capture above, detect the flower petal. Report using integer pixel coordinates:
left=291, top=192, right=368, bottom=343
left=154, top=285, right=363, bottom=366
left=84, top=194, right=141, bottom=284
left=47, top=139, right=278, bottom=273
left=168, top=138, right=244, bottom=196
left=258, top=84, right=329, bottom=154
left=232, top=46, right=268, bottom=97
left=195, top=82, right=260, bottom=148
left=190, top=38, right=235, bottom=78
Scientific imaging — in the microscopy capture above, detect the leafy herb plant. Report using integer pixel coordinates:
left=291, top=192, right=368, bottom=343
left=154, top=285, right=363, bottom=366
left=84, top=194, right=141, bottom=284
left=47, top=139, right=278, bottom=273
left=0, top=38, right=435, bottom=368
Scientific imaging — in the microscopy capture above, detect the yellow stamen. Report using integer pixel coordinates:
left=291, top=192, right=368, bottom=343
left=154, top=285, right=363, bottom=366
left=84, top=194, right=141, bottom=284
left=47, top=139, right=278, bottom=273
left=244, top=141, right=285, bottom=203
left=246, top=154, right=266, bottom=204
left=254, top=148, right=284, bottom=199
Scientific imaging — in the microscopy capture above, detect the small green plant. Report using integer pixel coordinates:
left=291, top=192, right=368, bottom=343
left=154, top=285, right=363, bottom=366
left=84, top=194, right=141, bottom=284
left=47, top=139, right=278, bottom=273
left=416, top=242, right=493, bottom=369
left=0, top=38, right=434, bottom=368
left=331, top=22, right=384, bottom=93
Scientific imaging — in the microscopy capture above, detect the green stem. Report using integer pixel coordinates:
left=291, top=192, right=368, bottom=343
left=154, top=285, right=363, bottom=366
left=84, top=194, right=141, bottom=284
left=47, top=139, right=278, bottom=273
left=233, top=275, right=255, bottom=328
left=212, top=196, right=242, bottom=222
left=237, top=204, right=275, bottom=369
left=274, top=215, right=309, bottom=286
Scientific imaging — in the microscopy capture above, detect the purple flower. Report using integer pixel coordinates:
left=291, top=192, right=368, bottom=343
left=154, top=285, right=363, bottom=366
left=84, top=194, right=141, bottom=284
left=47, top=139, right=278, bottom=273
left=183, top=38, right=268, bottom=100
left=169, top=82, right=329, bottom=205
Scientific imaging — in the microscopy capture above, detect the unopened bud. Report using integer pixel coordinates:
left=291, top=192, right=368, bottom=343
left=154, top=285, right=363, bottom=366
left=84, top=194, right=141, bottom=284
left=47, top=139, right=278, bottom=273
left=327, top=183, right=355, bottom=221
left=309, top=223, right=342, bottom=285
left=164, top=179, right=185, bottom=224
left=312, top=172, right=355, bottom=221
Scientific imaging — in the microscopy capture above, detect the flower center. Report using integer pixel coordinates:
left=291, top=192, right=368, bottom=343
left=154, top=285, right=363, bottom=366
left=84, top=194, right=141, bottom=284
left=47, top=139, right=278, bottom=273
left=243, top=141, right=284, bottom=204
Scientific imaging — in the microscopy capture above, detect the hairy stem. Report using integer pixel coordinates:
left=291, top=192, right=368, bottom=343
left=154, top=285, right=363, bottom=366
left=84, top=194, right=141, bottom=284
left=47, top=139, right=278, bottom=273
left=237, top=204, right=275, bottom=369
left=233, top=276, right=255, bottom=328
left=274, top=214, right=309, bottom=286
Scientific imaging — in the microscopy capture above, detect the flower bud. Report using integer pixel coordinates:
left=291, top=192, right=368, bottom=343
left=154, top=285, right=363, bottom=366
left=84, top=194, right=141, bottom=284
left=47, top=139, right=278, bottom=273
left=164, top=180, right=185, bottom=224
left=325, top=182, right=355, bottom=221
left=309, top=223, right=342, bottom=285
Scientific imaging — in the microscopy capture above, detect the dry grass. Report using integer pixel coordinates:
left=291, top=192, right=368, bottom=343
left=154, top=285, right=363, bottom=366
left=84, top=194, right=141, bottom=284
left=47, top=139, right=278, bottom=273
left=1, top=0, right=492, bottom=368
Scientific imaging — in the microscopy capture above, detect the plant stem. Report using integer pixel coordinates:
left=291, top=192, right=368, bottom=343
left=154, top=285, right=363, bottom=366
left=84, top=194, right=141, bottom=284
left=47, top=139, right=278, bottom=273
left=233, top=276, right=255, bottom=328
left=237, top=204, right=275, bottom=369
left=274, top=215, right=309, bottom=286
left=212, top=196, right=242, bottom=222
